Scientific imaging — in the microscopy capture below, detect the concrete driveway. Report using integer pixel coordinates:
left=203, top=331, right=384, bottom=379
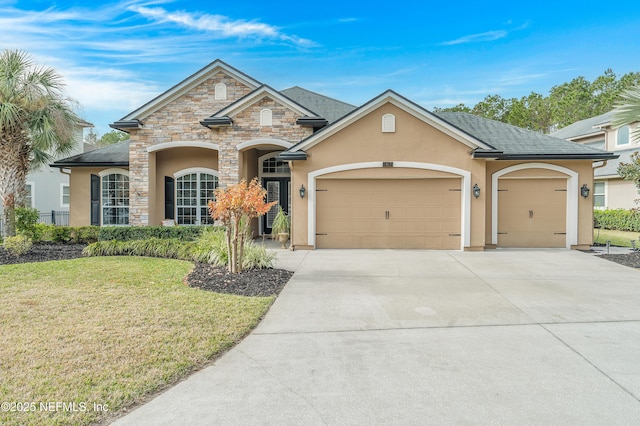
left=113, top=250, right=640, bottom=425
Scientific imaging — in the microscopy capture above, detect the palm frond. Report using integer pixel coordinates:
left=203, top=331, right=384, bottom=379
left=612, top=85, right=640, bottom=138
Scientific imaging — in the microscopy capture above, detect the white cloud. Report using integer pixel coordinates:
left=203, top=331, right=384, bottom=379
left=441, top=30, right=508, bottom=46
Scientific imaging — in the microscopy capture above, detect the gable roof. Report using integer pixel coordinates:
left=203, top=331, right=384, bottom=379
left=436, top=112, right=616, bottom=160
left=281, top=90, right=496, bottom=160
left=206, top=85, right=318, bottom=121
left=112, top=59, right=261, bottom=127
left=51, top=141, right=129, bottom=168
left=550, top=111, right=612, bottom=141
left=280, top=86, right=357, bottom=124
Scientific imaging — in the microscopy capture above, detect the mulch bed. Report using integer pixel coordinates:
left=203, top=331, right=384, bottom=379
left=0, top=243, right=293, bottom=297
left=597, top=252, right=640, bottom=269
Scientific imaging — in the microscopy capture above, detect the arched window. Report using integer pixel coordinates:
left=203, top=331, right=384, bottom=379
left=262, top=157, right=290, bottom=174
left=101, top=172, right=129, bottom=225
left=617, top=125, right=630, bottom=146
left=260, top=109, right=272, bottom=126
left=382, top=114, right=396, bottom=133
left=214, top=83, right=227, bottom=101
left=175, top=170, right=218, bottom=225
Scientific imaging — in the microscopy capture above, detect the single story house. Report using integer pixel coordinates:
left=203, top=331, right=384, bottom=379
left=52, top=60, right=617, bottom=250
left=551, top=111, right=639, bottom=209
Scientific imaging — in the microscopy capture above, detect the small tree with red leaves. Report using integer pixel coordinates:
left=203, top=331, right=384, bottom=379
left=208, top=178, right=276, bottom=273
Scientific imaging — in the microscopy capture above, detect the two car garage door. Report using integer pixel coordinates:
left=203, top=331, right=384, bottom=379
left=316, top=178, right=461, bottom=249
left=314, top=177, right=568, bottom=249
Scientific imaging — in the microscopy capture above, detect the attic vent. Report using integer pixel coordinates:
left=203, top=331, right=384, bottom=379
left=214, top=83, right=227, bottom=101
left=382, top=114, right=396, bottom=133
left=260, top=109, right=272, bottom=126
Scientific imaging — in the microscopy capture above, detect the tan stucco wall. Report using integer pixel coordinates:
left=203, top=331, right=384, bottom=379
left=149, top=148, right=219, bottom=225
left=604, top=178, right=639, bottom=209
left=68, top=167, right=130, bottom=227
left=604, top=123, right=639, bottom=151
left=290, top=103, right=487, bottom=249
left=485, top=160, right=595, bottom=248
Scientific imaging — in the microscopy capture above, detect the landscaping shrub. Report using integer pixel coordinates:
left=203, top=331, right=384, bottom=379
left=15, top=207, right=41, bottom=240
left=98, top=226, right=206, bottom=242
left=84, top=227, right=276, bottom=269
left=594, top=209, right=640, bottom=232
left=70, top=226, right=100, bottom=243
left=3, top=235, right=33, bottom=256
left=49, top=226, right=72, bottom=243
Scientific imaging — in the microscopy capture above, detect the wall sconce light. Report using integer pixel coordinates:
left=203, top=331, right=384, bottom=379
left=473, top=183, right=481, bottom=199
left=299, top=184, right=306, bottom=199
left=580, top=184, right=590, bottom=198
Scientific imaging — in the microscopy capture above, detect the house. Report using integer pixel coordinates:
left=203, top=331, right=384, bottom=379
left=52, top=60, right=617, bottom=250
left=551, top=112, right=639, bottom=209
left=0, top=120, right=92, bottom=226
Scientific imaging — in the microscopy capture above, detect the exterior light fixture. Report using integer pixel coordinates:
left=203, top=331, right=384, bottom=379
left=473, top=184, right=481, bottom=199
left=580, top=184, right=590, bottom=198
left=299, top=184, right=306, bottom=199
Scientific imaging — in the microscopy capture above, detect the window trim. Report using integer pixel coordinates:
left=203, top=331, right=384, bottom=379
left=174, top=168, right=219, bottom=226
left=616, top=125, right=630, bottom=147
left=99, top=168, right=129, bottom=226
left=60, top=183, right=70, bottom=208
left=25, top=181, right=35, bottom=208
left=593, top=180, right=606, bottom=210
left=382, top=113, right=396, bottom=133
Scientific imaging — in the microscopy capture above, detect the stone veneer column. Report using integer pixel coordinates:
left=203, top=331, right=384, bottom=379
left=218, top=140, right=240, bottom=187
left=128, top=140, right=149, bottom=225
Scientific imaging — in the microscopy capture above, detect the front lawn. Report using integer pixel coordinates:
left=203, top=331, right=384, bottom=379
left=593, top=228, right=640, bottom=248
left=0, top=257, right=274, bottom=426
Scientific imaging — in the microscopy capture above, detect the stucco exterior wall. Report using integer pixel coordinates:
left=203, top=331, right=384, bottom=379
left=604, top=178, right=639, bottom=209
left=290, top=103, right=487, bottom=249
left=68, top=167, right=130, bottom=227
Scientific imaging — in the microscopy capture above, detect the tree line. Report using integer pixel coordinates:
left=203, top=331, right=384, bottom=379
left=435, top=69, right=640, bottom=134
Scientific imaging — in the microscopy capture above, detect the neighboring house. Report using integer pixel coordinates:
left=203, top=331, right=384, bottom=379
left=1, top=120, right=92, bottom=225
left=552, top=112, right=639, bottom=210
left=52, top=60, right=616, bottom=250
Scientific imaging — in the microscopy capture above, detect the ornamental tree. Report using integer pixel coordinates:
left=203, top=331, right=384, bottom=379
left=208, top=178, right=276, bottom=273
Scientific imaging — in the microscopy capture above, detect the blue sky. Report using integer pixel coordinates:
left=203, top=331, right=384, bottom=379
left=2, top=0, right=639, bottom=136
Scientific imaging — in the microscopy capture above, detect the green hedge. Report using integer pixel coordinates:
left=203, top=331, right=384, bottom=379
left=594, top=209, right=640, bottom=232
left=97, top=226, right=207, bottom=242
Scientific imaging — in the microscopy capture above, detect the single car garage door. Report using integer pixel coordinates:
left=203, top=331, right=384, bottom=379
left=316, top=178, right=461, bottom=249
left=497, top=178, right=567, bottom=248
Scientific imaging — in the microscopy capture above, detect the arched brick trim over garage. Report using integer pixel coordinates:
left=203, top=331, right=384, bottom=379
left=491, top=163, right=578, bottom=249
left=307, top=162, right=472, bottom=250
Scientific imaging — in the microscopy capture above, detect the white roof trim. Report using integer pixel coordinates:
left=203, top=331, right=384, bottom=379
left=213, top=86, right=317, bottom=119
left=121, top=60, right=261, bottom=121
left=289, top=90, right=491, bottom=153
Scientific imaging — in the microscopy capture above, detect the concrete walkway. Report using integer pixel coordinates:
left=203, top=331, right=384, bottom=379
left=113, top=249, right=640, bottom=425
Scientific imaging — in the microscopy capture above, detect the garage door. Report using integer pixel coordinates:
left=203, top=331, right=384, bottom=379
left=497, top=178, right=567, bottom=248
left=316, top=178, right=461, bottom=249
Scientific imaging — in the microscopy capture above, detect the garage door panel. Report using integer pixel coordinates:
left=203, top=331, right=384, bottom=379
left=498, top=178, right=567, bottom=248
left=316, top=178, right=462, bottom=249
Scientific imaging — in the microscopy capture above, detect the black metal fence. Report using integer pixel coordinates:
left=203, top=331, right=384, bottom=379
left=38, top=210, right=70, bottom=226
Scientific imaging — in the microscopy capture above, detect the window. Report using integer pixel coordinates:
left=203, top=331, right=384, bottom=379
left=617, top=126, right=630, bottom=146
left=382, top=114, right=396, bottom=133
left=594, top=181, right=605, bottom=208
left=260, top=109, right=272, bottom=126
left=214, top=83, right=227, bottom=101
left=25, top=182, right=34, bottom=208
left=176, top=172, right=218, bottom=225
left=101, top=173, right=129, bottom=225
left=61, top=184, right=70, bottom=207
left=262, top=157, right=290, bottom=174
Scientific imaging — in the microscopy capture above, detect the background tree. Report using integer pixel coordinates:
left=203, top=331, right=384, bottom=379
left=0, top=50, right=81, bottom=236
left=98, top=130, right=129, bottom=146
left=436, top=69, right=640, bottom=134
left=207, top=178, right=276, bottom=273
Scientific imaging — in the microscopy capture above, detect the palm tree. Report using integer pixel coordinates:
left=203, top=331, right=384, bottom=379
left=612, top=85, right=640, bottom=137
left=0, top=50, right=80, bottom=236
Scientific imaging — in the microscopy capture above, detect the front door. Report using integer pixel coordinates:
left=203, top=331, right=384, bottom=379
left=263, top=177, right=290, bottom=235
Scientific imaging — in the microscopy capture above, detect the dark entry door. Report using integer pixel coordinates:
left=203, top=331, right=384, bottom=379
left=263, top=177, right=290, bottom=234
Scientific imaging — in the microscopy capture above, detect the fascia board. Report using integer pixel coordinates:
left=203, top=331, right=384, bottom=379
left=215, top=86, right=317, bottom=119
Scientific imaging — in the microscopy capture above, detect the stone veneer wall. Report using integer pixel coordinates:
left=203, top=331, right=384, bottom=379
left=128, top=72, right=253, bottom=225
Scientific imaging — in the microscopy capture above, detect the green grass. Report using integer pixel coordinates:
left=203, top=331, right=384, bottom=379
left=0, top=257, right=274, bottom=426
left=594, top=228, right=640, bottom=247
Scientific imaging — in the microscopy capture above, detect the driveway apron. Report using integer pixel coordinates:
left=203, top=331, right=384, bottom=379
left=113, top=249, right=640, bottom=425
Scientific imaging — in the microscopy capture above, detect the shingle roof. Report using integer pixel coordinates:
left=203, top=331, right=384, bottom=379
left=593, top=147, right=639, bottom=177
left=550, top=111, right=612, bottom=140
left=435, top=111, right=615, bottom=159
left=51, top=141, right=129, bottom=167
left=280, top=86, right=357, bottom=124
